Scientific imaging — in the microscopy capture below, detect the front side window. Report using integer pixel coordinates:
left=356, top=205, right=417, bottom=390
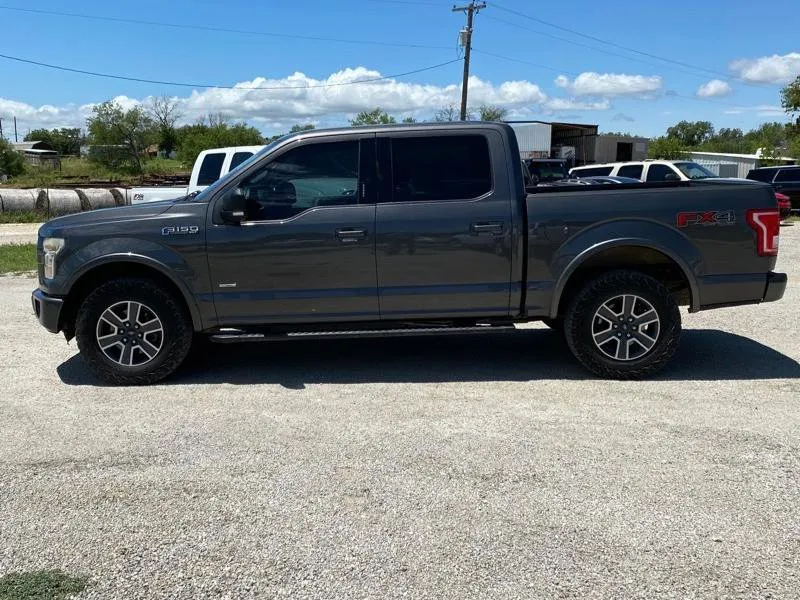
left=390, top=135, right=491, bottom=202
left=775, top=168, right=800, bottom=182
left=674, top=162, right=717, bottom=179
left=229, top=151, right=255, bottom=172
left=746, top=169, right=775, bottom=183
left=197, top=152, right=225, bottom=186
left=617, top=164, right=643, bottom=179
left=646, top=164, right=679, bottom=182
left=238, top=140, right=359, bottom=221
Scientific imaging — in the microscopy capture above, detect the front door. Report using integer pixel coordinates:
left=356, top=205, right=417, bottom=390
left=374, top=130, right=513, bottom=319
left=206, top=135, right=379, bottom=326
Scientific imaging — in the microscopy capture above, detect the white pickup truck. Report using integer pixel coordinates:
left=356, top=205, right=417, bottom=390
left=128, top=145, right=264, bottom=204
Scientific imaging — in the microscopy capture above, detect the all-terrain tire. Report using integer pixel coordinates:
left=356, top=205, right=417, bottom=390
left=75, top=277, right=193, bottom=385
left=564, top=270, right=681, bottom=380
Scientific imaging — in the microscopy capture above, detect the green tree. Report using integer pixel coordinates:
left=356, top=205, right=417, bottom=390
left=648, top=136, right=686, bottom=160
left=700, top=127, right=747, bottom=153
left=781, top=75, right=800, bottom=125
left=350, top=108, right=396, bottom=126
left=148, top=95, right=182, bottom=156
left=666, top=120, right=715, bottom=147
left=0, top=138, right=25, bottom=178
left=477, top=104, right=508, bottom=122
left=24, top=128, right=85, bottom=156
left=435, top=103, right=475, bottom=122
left=290, top=124, right=316, bottom=133
left=401, top=116, right=417, bottom=123
left=176, top=122, right=264, bottom=166
left=743, top=122, right=790, bottom=153
left=87, top=101, right=156, bottom=172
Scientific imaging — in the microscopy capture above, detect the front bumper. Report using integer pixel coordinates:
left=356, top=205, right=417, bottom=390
left=763, top=271, right=787, bottom=303
left=31, top=288, right=64, bottom=333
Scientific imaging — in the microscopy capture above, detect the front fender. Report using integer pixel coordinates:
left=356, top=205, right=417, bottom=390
left=549, top=219, right=702, bottom=317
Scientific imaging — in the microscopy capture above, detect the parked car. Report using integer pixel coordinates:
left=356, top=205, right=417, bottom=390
left=127, top=145, right=265, bottom=204
left=524, top=158, right=569, bottom=183
left=32, top=122, right=786, bottom=385
left=776, top=192, right=792, bottom=220
left=746, top=166, right=800, bottom=210
left=571, top=160, right=719, bottom=182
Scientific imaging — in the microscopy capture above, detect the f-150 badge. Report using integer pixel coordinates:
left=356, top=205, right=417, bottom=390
left=162, top=225, right=200, bottom=236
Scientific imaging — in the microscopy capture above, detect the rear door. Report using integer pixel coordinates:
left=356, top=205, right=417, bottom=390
left=374, top=129, right=514, bottom=319
left=774, top=167, right=800, bottom=207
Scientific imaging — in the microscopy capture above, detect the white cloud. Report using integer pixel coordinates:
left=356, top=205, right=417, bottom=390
left=697, top=79, right=733, bottom=98
left=545, top=98, right=611, bottom=111
left=729, top=52, right=800, bottom=84
left=555, top=72, right=662, bottom=97
left=1, top=68, right=553, bottom=134
left=721, top=104, right=784, bottom=117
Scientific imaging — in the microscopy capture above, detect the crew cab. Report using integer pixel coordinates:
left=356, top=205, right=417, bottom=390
left=571, top=160, right=719, bottom=182
left=31, top=123, right=787, bottom=385
left=128, top=145, right=264, bottom=204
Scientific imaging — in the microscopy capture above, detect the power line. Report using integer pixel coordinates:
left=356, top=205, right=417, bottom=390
left=0, top=4, right=451, bottom=50
left=0, top=52, right=462, bottom=90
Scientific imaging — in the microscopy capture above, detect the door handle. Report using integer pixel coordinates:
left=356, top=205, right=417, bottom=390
left=335, top=228, right=367, bottom=243
left=470, top=222, right=504, bottom=235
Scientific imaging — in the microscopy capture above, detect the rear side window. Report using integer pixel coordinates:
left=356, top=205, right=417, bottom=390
left=646, top=164, right=678, bottom=182
left=390, top=135, right=491, bottom=202
left=617, top=164, right=643, bottom=179
left=572, top=166, right=613, bottom=177
left=229, top=151, right=254, bottom=171
left=746, top=169, right=775, bottom=183
left=197, top=152, right=225, bottom=186
left=775, top=168, right=800, bottom=182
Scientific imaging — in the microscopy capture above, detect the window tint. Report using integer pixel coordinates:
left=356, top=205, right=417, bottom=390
left=674, top=162, right=717, bottom=179
left=239, top=140, right=359, bottom=221
left=775, top=168, right=800, bottom=182
left=616, top=164, right=643, bottom=179
left=646, top=164, right=678, bottom=182
left=746, top=169, right=775, bottom=183
left=572, top=166, right=613, bottom=177
left=229, top=151, right=254, bottom=171
left=197, top=152, right=225, bottom=186
left=390, top=135, right=491, bottom=202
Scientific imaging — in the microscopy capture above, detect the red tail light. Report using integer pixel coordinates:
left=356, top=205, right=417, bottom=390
left=775, top=192, right=790, bottom=202
left=746, top=209, right=780, bottom=256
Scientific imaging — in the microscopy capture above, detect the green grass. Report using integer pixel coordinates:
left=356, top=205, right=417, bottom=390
left=0, top=570, right=87, bottom=600
left=0, top=211, right=46, bottom=224
left=0, top=244, right=37, bottom=274
left=786, top=214, right=800, bottom=224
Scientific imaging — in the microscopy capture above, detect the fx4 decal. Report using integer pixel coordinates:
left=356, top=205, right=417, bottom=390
left=162, top=225, right=200, bottom=236
left=677, top=210, right=736, bottom=228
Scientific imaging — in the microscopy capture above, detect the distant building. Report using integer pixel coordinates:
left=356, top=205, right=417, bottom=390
left=11, top=141, right=54, bottom=152
left=687, top=151, right=797, bottom=179
left=11, top=141, right=60, bottom=169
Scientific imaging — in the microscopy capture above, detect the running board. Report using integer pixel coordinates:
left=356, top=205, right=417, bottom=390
left=209, top=325, right=516, bottom=344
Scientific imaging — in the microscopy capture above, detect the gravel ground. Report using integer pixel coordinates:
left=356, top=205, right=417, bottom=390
left=1, top=226, right=799, bottom=599
left=0, top=223, right=40, bottom=246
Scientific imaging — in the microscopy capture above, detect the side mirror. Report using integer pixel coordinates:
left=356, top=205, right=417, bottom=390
left=220, top=188, right=247, bottom=224
left=663, top=173, right=680, bottom=181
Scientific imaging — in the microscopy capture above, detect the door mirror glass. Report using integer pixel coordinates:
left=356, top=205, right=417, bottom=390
left=220, top=188, right=247, bottom=224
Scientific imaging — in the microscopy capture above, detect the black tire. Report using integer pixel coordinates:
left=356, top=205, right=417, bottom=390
left=564, top=270, right=681, bottom=380
left=75, top=277, right=193, bottom=385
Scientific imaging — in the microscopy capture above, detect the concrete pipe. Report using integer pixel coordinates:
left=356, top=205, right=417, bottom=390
left=76, top=188, right=116, bottom=210
left=0, top=189, right=38, bottom=213
left=111, top=188, right=129, bottom=206
left=39, top=189, right=83, bottom=216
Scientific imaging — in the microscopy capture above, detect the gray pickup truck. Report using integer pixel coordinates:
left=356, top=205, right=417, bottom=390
left=31, top=122, right=786, bottom=384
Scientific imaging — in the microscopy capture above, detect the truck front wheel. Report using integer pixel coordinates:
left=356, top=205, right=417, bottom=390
left=564, top=270, right=681, bottom=380
left=75, top=277, right=193, bottom=385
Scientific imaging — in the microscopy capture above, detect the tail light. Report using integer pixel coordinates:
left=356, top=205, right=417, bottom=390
left=775, top=192, right=790, bottom=202
left=746, top=209, right=780, bottom=256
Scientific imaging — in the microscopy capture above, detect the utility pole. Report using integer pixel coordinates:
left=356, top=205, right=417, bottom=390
left=0, top=117, right=3, bottom=141
left=13, top=116, right=17, bottom=142
left=452, top=1, right=485, bottom=121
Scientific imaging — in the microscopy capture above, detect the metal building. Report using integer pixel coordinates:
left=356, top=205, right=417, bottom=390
left=687, top=151, right=797, bottom=179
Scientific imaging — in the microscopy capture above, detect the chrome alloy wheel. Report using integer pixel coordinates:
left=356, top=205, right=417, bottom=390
left=591, top=294, right=660, bottom=361
left=95, top=301, right=164, bottom=367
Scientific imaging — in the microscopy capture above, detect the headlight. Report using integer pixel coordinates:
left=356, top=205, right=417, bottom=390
left=43, top=237, right=65, bottom=279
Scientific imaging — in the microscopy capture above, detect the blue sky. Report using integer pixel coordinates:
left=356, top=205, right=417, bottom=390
left=0, top=0, right=798, bottom=138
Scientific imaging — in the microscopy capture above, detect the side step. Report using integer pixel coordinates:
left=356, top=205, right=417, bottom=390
left=209, top=325, right=516, bottom=344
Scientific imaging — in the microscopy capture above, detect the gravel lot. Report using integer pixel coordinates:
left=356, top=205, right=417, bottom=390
left=1, top=226, right=799, bottom=599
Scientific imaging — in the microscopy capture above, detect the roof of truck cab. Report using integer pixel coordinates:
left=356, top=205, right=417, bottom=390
left=288, top=121, right=513, bottom=139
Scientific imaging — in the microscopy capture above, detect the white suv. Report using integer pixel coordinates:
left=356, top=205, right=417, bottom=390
left=570, top=160, right=718, bottom=182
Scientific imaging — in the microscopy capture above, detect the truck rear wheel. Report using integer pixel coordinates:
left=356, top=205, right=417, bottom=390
left=564, top=270, right=681, bottom=379
left=75, top=277, right=193, bottom=385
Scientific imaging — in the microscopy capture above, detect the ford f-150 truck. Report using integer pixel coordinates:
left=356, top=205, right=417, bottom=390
left=31, top=122, right=787, bottom=385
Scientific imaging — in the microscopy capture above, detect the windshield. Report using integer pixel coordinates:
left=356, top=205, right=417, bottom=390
left=193, top=136, right=288, bottom=201
left=526, top=160, right=567, bottom=182
left=674, top=162, right=718, bottom=180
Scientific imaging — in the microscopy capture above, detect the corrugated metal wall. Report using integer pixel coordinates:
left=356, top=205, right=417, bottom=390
left=692, top=160, right=739, bottom=178
left=688, top=153, right=757, bottom=178
left=593, top=136, right=650, bottom=163
left=509, top=123, right=551, bottom=157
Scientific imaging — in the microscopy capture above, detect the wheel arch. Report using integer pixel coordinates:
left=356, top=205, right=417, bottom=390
left=59, top=257, right=202, bottom=339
